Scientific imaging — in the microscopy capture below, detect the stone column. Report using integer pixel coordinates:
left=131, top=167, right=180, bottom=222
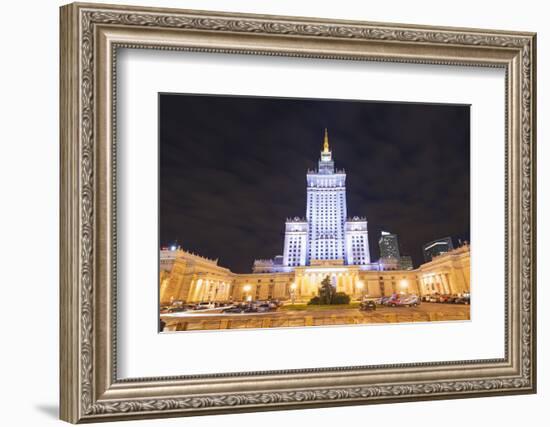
left=442, top=273, right=452, bottom=294
left=188, top=278, right=198, bottom=302
left=297, top=274, right=304, bottom=298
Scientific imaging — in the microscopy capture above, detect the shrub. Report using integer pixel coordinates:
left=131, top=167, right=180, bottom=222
left=307, top=293, right=350, bottom=305
left=308, top=296, right=321, bottom=305
left=331, top=292, right=351, bottom=305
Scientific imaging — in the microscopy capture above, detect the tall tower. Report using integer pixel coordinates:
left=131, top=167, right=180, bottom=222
left=305, top=129, right=348, bottom=263
left=282, top=129, right=370, bottom=268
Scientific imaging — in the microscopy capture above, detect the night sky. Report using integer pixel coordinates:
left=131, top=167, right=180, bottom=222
left=159, top=94, right=470, bottom=273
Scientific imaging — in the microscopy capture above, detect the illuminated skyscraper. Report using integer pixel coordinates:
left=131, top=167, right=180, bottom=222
left=282, top=129, right=370, bottom=267
left=398, top=255, right=414, bottom=270
left=423, top=236, right=454, bottom=262
left=378, top=231, right=400, bottom=260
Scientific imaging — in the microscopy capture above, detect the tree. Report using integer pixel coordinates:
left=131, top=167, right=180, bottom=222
left=318, top=275, right=336, bottom=305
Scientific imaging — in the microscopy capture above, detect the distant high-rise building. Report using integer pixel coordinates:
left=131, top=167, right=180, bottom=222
left=423, top=237, right=454, bottom=262
left=273, top=255, right=284, bottom=266
left=378, top=231, right=400, bottom=260
left=398, top=255, right=413, bottom=270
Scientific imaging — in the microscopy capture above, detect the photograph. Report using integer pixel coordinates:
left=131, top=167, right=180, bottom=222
left=54, top=2, right=536, bottom=422
left=158, top=94, right=471, bottom=332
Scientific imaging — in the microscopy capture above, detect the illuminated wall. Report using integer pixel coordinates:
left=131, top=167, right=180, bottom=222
left=282, top=218, right=308, bottom=267
left=160, top=246, right=470, bottom=304
left=159, top=250, right=234, bottom=304
left=345, top=217, right=370, bottom=265
left=418, top=245, right=470, bottom=295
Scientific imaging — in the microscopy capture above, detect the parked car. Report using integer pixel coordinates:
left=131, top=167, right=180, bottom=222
left=213, top=301, right=230, bottom=308
left=387, top=295, right=421, bottom=307
left=243, top=304, right=258, bottom=313
left=193, top=302, right=215, bottom=310
left=406, top=295, right=421, bottom=306
left=437, top=294, right=453, bottom=303
left=445, top=295, right=459, bottom=303
left=167, top=306, right=187, bottom=313
left=359, top=300, right=376, bottom=311
left=223, top=305, right=244, bottom=313
left=426, top=294, right=440, bottom=303
left=256, top=303, right=274, bottom=313
left=382, top=293, right=401, bottom=306
left=375, top=296, right=391, bottom=305
left=454, top=295, right=470, bottom=305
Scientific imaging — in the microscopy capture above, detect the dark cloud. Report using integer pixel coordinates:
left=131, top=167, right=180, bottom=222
left=160, top=94, right=470, bottom=272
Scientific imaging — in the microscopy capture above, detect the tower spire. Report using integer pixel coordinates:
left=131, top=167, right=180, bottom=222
left=323, top=128, right=330, bottom=153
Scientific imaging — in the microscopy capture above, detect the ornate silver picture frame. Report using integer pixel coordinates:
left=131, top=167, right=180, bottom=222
left=60, top=2, right=536, bottom=423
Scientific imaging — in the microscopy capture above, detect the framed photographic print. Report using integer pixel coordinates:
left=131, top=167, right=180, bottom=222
left=157, top=94, right=472, bottom=333
left=60, top=2, right=537, bottom=423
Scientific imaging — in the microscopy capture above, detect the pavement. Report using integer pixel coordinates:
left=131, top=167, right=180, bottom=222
left=161, top=302, right=470, bottom=331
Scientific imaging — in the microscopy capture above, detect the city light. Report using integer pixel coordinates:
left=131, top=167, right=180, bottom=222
left=289, top=282, right=297, bottom=304
left=400, top=279, right=409, bottom=289
left=243, top=284, right=252, bottom=303
left=356, top=281, right=364, bottom=289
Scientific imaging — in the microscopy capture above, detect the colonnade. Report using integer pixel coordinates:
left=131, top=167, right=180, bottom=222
left=186, top=277, right=232, bottom=303
left=419, top=271, right=452, bottom=295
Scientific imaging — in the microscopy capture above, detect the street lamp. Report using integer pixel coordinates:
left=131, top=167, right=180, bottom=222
left=356, top=281, right=365, bottom=300
left=399, top=279, right=409, bottom=295
left=289, top=282, right=297, bottom=305
left=243, top=284, right=252, bottom=302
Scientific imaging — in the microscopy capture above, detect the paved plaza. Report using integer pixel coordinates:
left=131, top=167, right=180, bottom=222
left=161, top=302, right=470, bottom=332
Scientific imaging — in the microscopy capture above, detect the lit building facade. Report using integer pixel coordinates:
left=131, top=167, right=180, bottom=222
left=282, top=129, right=370, bottom=268
left=417, top=244, right=470, bottom=295
left=159, top=250, right=234, bottom=305
left=160, top=245, right=470, bottom=305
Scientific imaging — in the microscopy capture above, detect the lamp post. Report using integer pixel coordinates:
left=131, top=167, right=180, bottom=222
left=243, top=284, right=252, bottom=303
left=356, top=281, right=365, bottom=301
left=399, top=279, right=409, bottom=295
left=290, top=282, right=297, bottom=305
